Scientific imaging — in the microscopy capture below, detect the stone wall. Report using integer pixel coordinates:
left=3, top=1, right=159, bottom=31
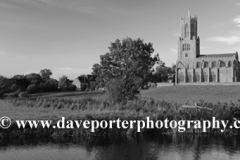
left=177, top=67, right=236, bottom=83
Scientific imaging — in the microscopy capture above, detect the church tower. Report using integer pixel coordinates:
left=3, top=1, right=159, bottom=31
left=176, top=10, right=240, bottom=84
left=178, top=9, right=200, bottom=68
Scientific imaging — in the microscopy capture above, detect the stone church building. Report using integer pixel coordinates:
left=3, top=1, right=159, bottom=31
left=176, top=10, right=240, bottom=84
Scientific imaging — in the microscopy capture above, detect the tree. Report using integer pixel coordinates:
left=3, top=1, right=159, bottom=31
left=171, top=64, right=176, bottom=83
left=58, top=75, right=69, bottom=91
left=171, top=64, right=176, bottom=74
left=92, top=37, right=160, bottom=102
left=153, top=63, right=176, bottom=82
left=58, top=75, right=76, bottom=91
left=92, top=63, right=102, bottom=87
left=40, top=78, right=58, bottom=92
left=25, top=73, right=42, bottom=85
left=40, top=69, right=52, bottom=81
left=0, top=76, right=8, bottom=89
left=27, top=84, right=38, bottom=94
left=12, top=75, right=30, bottom=91
left=11, top=84, right=19, bottom=91
left=0, top=76, right=10, bottom=96
left=0, top=76, right=19, bottom=96
left=67, top=84, right=77, bottom=91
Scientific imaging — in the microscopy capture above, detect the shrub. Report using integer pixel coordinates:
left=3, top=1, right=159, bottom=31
left=11, top=84, right=19, bottom=91
left=27, top=84, right=38, bottom=94
left=0, top=76, right=15, bottom=93
left=60, top=86, right=68, bottom=91
left=105, top=79, right=123, bottom=104
left=58, top=75, right=75, bottom=91
left=67, top=84, right=77, bottom=91
left=81, top=84, right=88, bottom=91
left=18, top=91, right=28, bottom=98
left=106, top=77, right=141, bottom=104
left=0, top=91, right=3, bottom=98
left=7, top=88, right=21, bottom=97
left=40, top=79, right=58, bottom=92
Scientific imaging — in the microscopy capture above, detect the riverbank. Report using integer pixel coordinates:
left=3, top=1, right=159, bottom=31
left=1, top=96, right=240, bottom=139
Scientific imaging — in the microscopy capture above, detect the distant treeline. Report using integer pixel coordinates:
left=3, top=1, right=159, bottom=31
left=0, top=69, right=76, bottom=98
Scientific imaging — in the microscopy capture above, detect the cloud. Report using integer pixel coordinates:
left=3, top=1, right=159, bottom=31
left=53, top=67, right=92, bottom=74
left=12, top=0, right=127, bottom=16
left=209, top=14, right=240, bottom=45
left=233, top=16, right=240, bottom=27
left=0, top=51, right=7, bottom=56
left=209, top=36, right=240, bottom=45
left=169, top=48, right=177, bottom=54
left=38, top=0, right=52, bottom=3
left=12, top=0, right=98, bottom=14
left=0, top=2, right=14, bottom=8
left=173, top=32, right=180, bottom=37
left=24, top=69, right=40, bottom=75
left=236, top=2, right=240, bottom=6
left=12, top=0, right=55, bottom=7
left=210, top=23, right=227, bottom=29
left=200, top=46, right=209, bottom=50
left=228, top=30, right=240, bottom=36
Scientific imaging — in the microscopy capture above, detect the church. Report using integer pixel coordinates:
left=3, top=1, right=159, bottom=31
left=175, top=10, right=240, bottom=84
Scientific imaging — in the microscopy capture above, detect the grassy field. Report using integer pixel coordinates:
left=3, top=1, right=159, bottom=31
left=0, top=97, right=152, bottom=120
left=29, top=90, right=107, bottom=100
left=0, top=91, right=107, bottom=120
left=1, top=85, right=240, bottom=121
left=23, top=85, right=240, bottom=104
left=141, top=85, right=240, bottom=104
left=0, top=100, right=87, bottom=120
left=28, top=85, right=240, bottom=104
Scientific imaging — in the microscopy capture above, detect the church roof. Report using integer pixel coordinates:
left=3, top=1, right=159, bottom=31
left=197, top=53, right=236, bottom=58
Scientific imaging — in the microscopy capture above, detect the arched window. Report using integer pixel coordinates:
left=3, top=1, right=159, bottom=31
left=228, top=61, right=232, bottom=67
left=204, top=62, right=209, bottom=68
left=185, top=24, right=189, bottom=38
left=212, top=61, right=216, bottom=68
left=191, top=23, right=194, bottom=37
left=210, top=71, right=216, bottom=82
left=203, top=71, right=208, bottom=82
left=220, top=61, right=226, bottom=67
left=182, top=44, right=190, bottom=51
left=195, top=72, right=200, bottom=82
left=185, top=53, right=188, bottom=57
left=196, top=62, right=201, bottom=68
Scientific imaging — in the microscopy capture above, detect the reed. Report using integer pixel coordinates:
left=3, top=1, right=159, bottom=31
left=1, top=97, right=240, bottom=139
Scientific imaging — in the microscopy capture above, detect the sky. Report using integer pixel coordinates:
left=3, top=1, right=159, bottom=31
left=1, top=0, right=240, bottom=79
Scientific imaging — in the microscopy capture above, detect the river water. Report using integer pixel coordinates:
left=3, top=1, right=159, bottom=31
left=0, top=135, right=240, bottom=160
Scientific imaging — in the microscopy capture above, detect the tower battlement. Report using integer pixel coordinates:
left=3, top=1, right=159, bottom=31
left=178, top=10, right=200, bottom=61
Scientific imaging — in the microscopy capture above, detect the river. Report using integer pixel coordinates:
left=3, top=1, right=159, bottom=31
left=1, top=135, right=240, bottom=160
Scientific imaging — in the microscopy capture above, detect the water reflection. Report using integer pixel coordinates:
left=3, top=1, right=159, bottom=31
left=0, top=135, right=240, bottom=160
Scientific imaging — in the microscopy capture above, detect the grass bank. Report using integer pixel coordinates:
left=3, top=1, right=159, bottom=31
left=1, top=95, right=240, bottom=139
left=141, top=85, right=240, bottom=103
left=25, top=85, right=240, bottom=104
